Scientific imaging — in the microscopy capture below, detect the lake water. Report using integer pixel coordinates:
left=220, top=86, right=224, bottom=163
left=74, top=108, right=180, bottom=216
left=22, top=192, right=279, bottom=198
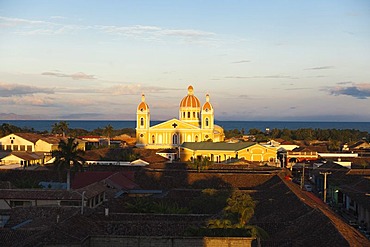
left=1, top=120, right=370, bottom=132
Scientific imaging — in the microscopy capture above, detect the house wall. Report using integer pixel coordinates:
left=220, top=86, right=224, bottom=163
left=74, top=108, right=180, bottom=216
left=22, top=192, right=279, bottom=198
left=0, top=134, right=35, bottom=152
left=35, top=140, right=58, bottom=152
left=180, top=144, right=277, bottom=163
left=0, top=154, right=43, bottom=166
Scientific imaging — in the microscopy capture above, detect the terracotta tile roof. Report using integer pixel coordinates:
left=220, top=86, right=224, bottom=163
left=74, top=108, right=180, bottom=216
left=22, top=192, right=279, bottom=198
left=39, top=136, right=62, bottom=144
left=14, top=133, right=43, bottom=143
left=8, top=152, right=43, bottom=160
left=0, top=189, right=82, bottom=200
left=76, top=181, right=107, bottom=198
left=71, top=171, right=139, bottom=191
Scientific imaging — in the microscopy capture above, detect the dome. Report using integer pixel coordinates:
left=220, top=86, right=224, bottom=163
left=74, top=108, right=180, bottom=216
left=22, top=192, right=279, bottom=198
left=137, top=94, right=149, bottom=111
left=202, top=94, right=213, bottom=111
left=180, top=85, right=200, bottom=108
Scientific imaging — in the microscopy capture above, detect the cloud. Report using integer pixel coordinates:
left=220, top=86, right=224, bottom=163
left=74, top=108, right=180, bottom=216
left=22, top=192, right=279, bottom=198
left=42, top=71, right=95, bottom=80
left=305, top=66, right=335, bottom=70
left=0, top=16, right=48, bottom=27
left=105, top=84, right=169, bottom=95
left=225, top=75, right=297, bottom=79
left=329, top=82, right=370, bottom=99
left=0, top=82, right=54, bottom=97
left=231, top=60, right=250, bottom=64
left=0, top=95, right=55, bottom=106
left=96, top=24, right=215, bottom=40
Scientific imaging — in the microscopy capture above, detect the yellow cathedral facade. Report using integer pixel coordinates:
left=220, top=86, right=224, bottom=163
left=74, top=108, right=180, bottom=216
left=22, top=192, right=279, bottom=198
left=136, top=86, right=225, bottom=149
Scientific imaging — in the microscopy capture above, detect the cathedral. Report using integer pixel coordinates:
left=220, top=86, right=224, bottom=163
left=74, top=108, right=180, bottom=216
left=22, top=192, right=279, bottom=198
left=136, top=85, right=225, bottom=149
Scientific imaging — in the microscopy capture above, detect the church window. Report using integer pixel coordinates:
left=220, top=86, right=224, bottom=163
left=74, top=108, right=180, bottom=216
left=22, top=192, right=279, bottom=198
left=193, top=112, right=195, bottom=118
left=183, top=112, right=185, bottom=118
left=172, top=134, right=178, bottom=144
left=188, top=112, right=190, bottom=118
left=140, top=134, right=144, bottom=138
left=140, top=117, right=144, bottom=126
left=195, top=136, right=198, bottom=142
left=152, top=135, right=155, bottom=144
left=205, top=118, right=209, bottom=127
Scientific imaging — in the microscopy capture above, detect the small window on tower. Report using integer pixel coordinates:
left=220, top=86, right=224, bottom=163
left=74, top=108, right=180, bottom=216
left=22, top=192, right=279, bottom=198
left=188, top=112, right=190, bottom=118
left=193, top=112, right=195, bottom=118
left=140, top=118, right=144, bottom=126
left=206, top=118, right=209, bottom=126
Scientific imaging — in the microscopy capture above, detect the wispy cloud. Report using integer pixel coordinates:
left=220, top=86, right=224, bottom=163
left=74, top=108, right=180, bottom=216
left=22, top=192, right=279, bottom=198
left=42, top=71, right=96, bottom=80
left=0, top=95, right=55, bottom=106
left=0, top=16, right=49, bottom=27
left=225, top=75, right=298, bottom=79
left=1, top=15, right=216, bottom=43
left=329, top=82, right=370, bottom=99
left=103, top=84, right=170, bottom=95
left=231, top=60, right=250, bottom=64
left=0, top=82, right=54, bottom=97
left=305, top=66, right=335, bottom=70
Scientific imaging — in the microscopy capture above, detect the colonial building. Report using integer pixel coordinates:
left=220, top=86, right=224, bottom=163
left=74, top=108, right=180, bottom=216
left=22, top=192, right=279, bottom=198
left=180, top=142, right=277, bottom=163
left=136, top=86, right=225, bottom=149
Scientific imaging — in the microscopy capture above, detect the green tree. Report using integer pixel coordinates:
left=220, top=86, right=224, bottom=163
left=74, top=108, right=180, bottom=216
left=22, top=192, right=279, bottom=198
left=52, top=138, right=84, bottom=190
left=224, top=190, right=256, bottom=227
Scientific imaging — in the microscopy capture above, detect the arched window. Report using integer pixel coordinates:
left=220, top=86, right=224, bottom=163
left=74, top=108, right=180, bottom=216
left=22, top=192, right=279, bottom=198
left=193, top=112, right=196, bottom=118
left=195, top=136, right=198, bottom=142
left=152, top=135, right=155, bottom=144
left=172, top=134, right=178, bottom=144
left=205, top=118, right=209, bottom=127
left=140, top=117, right=144, bottom=126
left=183, top=112, right=185, bottom=118
left=188, top=112, right=190, bottom=118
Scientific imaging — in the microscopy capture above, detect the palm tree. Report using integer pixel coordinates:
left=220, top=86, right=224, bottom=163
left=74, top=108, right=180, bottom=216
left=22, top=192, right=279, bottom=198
left=103, top=124, right=114, bottom=147
left=52, top=138, right=84, bottom=190
left=51, top=121, right=69, bottom=138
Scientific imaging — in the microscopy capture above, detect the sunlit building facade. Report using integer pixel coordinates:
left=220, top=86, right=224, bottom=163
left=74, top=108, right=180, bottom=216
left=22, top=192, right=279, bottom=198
left=136, top=86, right=224, bottom=149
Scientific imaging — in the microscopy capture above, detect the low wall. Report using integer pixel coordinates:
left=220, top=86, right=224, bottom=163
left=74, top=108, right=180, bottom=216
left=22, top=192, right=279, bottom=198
left=84, top=236, right=256, bottom=247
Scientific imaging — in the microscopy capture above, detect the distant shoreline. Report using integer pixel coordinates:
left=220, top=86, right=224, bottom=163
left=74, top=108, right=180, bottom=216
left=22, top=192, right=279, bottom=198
left=1, top=120, right=369, bottom=133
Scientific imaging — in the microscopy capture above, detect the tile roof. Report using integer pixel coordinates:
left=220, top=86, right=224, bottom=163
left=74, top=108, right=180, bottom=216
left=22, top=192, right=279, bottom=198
left=71, top=171, right=139, bottom=191
left=181, top=142, right=256, bottom=151
left=8, top=152, right=43, bottom=160
left=13, top=133, right=43, bottom=143
left=0, top=189, right=82, bottom=200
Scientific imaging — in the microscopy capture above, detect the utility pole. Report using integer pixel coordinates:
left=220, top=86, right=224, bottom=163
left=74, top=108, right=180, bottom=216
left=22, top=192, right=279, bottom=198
left=301, top=164, right=305, bottom=190
left=320, top=172, right=332, bottom=203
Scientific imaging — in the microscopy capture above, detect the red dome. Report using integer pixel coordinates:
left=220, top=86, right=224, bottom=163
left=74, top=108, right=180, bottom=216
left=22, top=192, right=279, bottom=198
left=202, top=93, right=212, bottom=111
left=180, top=85, right=200, bottom=108
left=137, top=94, right=149, bottom=111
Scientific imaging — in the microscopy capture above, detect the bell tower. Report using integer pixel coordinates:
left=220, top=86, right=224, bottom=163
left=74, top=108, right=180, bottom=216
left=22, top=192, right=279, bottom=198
left=201, top=94, right=214, bottom=130
left=136, top=94, right=150, bottom=146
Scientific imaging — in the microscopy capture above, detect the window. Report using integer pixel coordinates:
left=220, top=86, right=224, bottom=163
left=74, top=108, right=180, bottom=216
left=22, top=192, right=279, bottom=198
left=27, top=145, right=32, bottom=152
left=193, top=112, right=196, bottom=118
left=20, top=145, right=25, bottom=151
left=13, top=145, right=18, bottom=151
left=205, top=118, right=209, bottom=127
left=11, top=140, right=14, bottom=144
left=188, top=112, right=190, bottom=118
left=152, top=135, right=155, bottom=144
left=183, top=112, right=185, bottom=118
left=6, top=145, right=11, bottom=150
left=140, top=117, right=144, bottom=126
left=172, top=134, right=178, bottom=144
left=140, top=134, right=144, bottom=138
left=195, top=136, right=198, bottom=142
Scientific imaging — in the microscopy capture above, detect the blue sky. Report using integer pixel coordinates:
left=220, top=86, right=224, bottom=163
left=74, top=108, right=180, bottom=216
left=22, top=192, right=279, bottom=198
left=0, top=0, right=369, bottom=121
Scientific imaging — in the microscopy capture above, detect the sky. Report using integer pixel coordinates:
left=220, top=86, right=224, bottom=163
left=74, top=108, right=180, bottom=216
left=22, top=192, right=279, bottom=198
left=0, top=0, right=370, bottom=121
